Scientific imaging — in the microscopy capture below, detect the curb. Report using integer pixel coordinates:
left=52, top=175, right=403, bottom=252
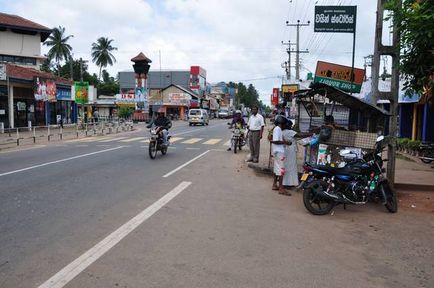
left=394, top=183, right=434, bottom=192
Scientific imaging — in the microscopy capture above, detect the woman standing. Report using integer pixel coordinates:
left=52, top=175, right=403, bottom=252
left=282, top=119, right=299, bottom=188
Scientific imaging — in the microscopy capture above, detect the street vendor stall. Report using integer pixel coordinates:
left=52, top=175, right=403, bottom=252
left=295, top=83, right=390, bottom=168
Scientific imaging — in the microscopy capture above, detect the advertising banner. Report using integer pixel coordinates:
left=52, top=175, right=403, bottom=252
left=135, top=87, right=148, bottom=102
left=115, top=93, right=135, bottom=104
left=74, top=82, right=89, bottom=104
left=314, top=61, right=365, bottom=93
left=56, top=88, right=72, bottom=100
left=34, top=77, right=57, bottom=102
left=168, top=92, right=189, bottom=106
left=314, top=6, right=357, bottom=33
left=271, top=88, right=279, bottom=106
left=282, top=84, right=299, bottom=94
left=0, top=64, right=6, bottom=81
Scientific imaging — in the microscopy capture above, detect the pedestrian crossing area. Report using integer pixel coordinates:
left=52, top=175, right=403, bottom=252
left=66, top=136, right=232, bottom=146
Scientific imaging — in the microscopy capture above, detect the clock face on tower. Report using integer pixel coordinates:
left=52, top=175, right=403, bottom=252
left=0, top=64, right=6, bottom=81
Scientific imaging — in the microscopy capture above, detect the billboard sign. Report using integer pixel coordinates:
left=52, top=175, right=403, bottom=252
left=57, top=88, right=72, bottom=100
left=271, top=88, right=279, bottom=106
left=314, top=61, right=365, bottom=93
left=168, top=92, right=189, bottom=106
left=116, top=93, right=135, bottom=104
left=135, top=87, right=148, bottom=102
left=74, top=82, right=89, bottom=104
left=34, top=77, right=57, bottom=102
left=0, top=64, right=6, bottom=81
left=282, top=84, right=299, bottom=94
left=314, top=6, right=356, bottom=33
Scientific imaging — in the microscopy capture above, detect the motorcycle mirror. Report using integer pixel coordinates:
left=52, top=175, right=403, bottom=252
left=376, top=135, right=384, bottom=142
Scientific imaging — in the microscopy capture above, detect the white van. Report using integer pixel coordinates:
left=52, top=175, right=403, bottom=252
left=188, top=109, right=209, bottom=126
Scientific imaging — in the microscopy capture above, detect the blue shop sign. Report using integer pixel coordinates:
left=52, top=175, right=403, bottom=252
left=57, top=88, right=72, bottom=100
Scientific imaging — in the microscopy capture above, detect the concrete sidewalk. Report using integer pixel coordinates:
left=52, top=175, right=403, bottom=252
left=248, top=125, right=434, bottom=192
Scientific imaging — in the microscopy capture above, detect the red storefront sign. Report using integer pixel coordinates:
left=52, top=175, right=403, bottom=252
left=271, top=88, right=279, bottom=105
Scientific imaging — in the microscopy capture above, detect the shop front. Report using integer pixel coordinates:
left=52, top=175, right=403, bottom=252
left=5, top=64, right=73, bottom=128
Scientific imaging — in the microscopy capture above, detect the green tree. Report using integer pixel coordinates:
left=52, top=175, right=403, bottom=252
left=91, top=37, right=117, bottom=81
left=43, top=26, right=74, bottom=76
left=56, top=60, right=99, bottom=85
left=386, top=0, right=434, bottom=96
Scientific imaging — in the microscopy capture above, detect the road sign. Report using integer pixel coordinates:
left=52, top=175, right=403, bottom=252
left=314, top=6, right=356, bottom=33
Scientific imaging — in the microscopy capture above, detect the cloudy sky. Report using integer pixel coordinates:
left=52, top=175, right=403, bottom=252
left=1, top=0, right=388, bottom=105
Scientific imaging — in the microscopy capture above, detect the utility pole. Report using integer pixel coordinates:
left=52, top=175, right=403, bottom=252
left=286, top=20, right=310, bottom=80
left=363, top=55, right=373, bottom=81
left=79, top=58, right=84, bottom=82
left=281, top=40, right=296, bottom=80
left=281, top=61, right=289, bottom=80
left=371, top=0, right=400, bottom=186
left=69, top=54, right=74, bottom=81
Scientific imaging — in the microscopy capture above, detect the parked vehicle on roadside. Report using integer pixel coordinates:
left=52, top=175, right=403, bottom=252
left=301, top=136, right=398, bottom=215
left=419, top=142, right=434, bottom=163
left=188, top=109, right=209, bottom=126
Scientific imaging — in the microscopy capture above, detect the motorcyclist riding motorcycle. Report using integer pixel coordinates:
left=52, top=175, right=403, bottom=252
left=147, top=111, right=172, bottom=145
left=227, top=110, right=246, bottom=151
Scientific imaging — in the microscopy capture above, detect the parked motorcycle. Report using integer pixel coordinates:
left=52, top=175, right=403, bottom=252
left=301, top=136, right=398, bottom=215
left=228, top=123, right=246, bottom=153
left=148, top=127, right=171, bottom=159
left=419, top=142, right=434, bottom=164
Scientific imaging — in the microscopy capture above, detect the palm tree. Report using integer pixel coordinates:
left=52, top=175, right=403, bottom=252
left=43, top=26, right=73, bottom=76
left=91, top=37, right=117, bottom=81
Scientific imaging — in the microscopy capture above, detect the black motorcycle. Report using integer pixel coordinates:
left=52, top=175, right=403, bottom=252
left=301, top=136, right=398, bottom=215
left=419, top=142, right=434, bottom=164
left=148, top=126, right=171, bottom=159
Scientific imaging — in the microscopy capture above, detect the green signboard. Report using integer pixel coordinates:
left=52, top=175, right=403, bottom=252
left=74, top=82, right=89, bottom=104
left=314, top=76, right=362, bottom=93
left=314, top=6, right=356, bottom=33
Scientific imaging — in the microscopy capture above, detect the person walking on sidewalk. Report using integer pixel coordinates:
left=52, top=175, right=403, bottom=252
left=271, top=116, right=291, bottom=195
left=247, top=105, right=265, bottom=163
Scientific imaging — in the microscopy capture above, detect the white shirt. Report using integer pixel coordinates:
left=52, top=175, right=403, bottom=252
left=272, top=126, right=285, bottom=154
left=247, top=113, right=265, bottom=131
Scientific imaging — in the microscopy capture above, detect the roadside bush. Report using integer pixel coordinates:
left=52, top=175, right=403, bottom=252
left=397, top=138, right=421, bottom=155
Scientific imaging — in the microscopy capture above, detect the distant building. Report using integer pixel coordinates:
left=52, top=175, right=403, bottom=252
left=118, top=66, right=207, bottom=118
left=0, top=13, right=75, bottom=128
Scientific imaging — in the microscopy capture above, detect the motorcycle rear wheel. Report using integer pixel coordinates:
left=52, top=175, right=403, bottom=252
left=149, top=141, right=157, bottom=159
left=380, top=181, right=398, bottom=213
left=303, top=180, right=335, bottom=215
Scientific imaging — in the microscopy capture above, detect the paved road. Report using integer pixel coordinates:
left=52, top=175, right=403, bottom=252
left=0, top=119, right=433, bottom=288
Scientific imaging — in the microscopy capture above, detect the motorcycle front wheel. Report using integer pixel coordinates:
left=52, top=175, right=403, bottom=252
left=232, top=138, right=238, bottom=154
left=380, top=181, right=398, bottom=213
left=420, top=150, right=433, bottom=163
left=149, top=141, right=158, bottom=159
left=161, top=145, right=168, bottom=155
left=303, top=180, right=335, bottom=215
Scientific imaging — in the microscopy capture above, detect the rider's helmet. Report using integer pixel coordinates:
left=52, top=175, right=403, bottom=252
left=157, top=107, right=165, bottom=117
left=235, top=110, right=242, bottom=115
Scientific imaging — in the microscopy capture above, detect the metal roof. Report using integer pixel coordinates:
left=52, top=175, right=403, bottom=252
left=296, top=82, right=389, bottom=116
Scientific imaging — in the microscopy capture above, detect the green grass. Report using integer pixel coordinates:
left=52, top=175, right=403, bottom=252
left=396, top=153, right=416, bottom=162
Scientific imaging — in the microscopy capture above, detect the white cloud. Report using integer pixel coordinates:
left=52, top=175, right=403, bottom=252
left=2, top=0, right=378, bottom=105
